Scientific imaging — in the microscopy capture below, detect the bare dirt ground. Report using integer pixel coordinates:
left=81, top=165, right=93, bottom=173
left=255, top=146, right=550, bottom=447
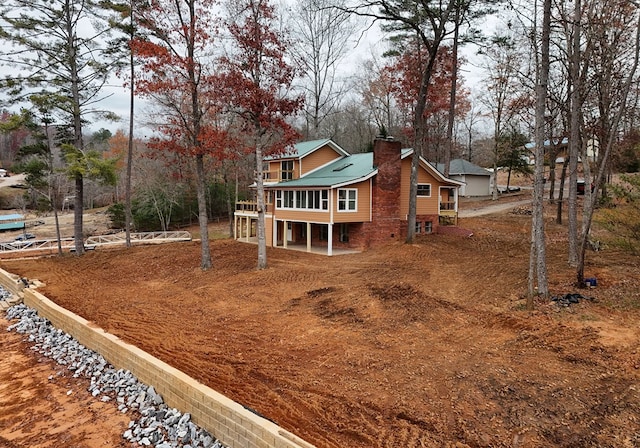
left=0, top=318, right=130, bottom=448
left=2, top=194, right=640, bottom=447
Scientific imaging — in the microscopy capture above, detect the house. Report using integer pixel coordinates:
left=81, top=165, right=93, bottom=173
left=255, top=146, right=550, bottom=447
left=234, top=137, right=464, bottom=255
left=438, top=159, right=491, bottom=197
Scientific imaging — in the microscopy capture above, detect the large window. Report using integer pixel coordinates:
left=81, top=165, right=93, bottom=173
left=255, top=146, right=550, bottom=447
left=417, top=184, right=431, bottom=197
left=281, top=160, right=294, bottom=180
left=338, top=189, right=357, bottom=211
left=276, top=190, right=328, bottom=210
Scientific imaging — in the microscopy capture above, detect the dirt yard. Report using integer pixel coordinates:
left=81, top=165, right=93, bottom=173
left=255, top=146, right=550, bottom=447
left=1, top=201, right=640, bottom=447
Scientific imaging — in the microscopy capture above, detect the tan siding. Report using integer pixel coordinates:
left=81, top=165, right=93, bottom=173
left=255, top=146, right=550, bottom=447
left=400, top=157, right=448, bottom=216
left=266, top=216, right=274, bottom=246
left=333, top=180, right=371, bottom=223
left=274, top=209, right=331, bottom=223
left=300, top=145, right=342, bottom=175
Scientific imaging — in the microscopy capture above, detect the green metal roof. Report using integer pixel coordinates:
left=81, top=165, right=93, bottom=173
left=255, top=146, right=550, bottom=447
left=269, top=153, right=376, bottom=188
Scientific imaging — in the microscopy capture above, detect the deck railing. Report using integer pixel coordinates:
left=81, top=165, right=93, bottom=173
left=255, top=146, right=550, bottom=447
left=439, top=200, right=457, bottom=211
left=235, top=201, right=273, bottom=213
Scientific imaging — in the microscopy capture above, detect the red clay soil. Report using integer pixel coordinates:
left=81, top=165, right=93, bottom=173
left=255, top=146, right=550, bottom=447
left=0, top=318, right=130, bottom=448
left=2, top=209, right=640, bottom=448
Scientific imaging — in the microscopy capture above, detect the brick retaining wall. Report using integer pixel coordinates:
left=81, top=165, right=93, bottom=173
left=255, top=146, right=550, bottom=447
left=0, top=268, right=315, bottom=448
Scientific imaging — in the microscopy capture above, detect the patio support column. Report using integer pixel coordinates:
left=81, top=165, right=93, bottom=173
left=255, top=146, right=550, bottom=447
left=283, top=220, right=288, bottom=248
left=327, top=223, right=333, bottom=256
left=306, top=222, right=311, bottom=252
left=273, top=219, right=278, bottom=248
left=454, top=188, right=459, bottom=225
left=245, top=217, right=250, bottom=242
left=233, top=214, right=237, bottom=240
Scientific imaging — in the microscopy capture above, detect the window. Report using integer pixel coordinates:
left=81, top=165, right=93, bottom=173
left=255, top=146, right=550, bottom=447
left=415, top=222, right=422, bottom=234
left=296, top=191, right=307, bottom=209
left=338, top=188, right=357, bottom=211
left=281, top=160, right=294, bottom=180
left=424, top=221, right=433, bottom=234
left=417, top=184, right=431, bottom=197
left=283, top=191, right=294, bottom=208
left=275, top=189, right=329, bottom=210
left=262, top=162, right=272, bottom=180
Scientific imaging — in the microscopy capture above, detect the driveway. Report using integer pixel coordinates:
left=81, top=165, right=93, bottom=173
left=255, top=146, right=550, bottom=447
left=458, top=198, right=531, bottom=218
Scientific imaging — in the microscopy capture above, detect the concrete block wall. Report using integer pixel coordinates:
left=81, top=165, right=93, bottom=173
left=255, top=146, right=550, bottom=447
left=0, top=268, right=26, bottom=297
left=0, top=269, right=314, bottom=448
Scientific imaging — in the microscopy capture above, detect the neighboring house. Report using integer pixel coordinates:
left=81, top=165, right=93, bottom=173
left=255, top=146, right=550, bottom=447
left=234, top=137, right=463, bottom=255
left=437, top=159, right=491, bottom=197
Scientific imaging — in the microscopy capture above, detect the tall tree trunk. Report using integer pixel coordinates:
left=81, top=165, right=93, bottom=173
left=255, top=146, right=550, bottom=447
left=444, top=8, right=460, bottom=178
left=567, top=0, right=582, bottom=266
left=255, top=144, right=267, bottom=270
left=67, top=0, right=85, bottom=256
left=556, top=156, right=569, bottom=224
left=528, top=0, right=551, bottom=306
left=45, top=124, right=63, bottom=256
left=407, top=45, right=439, bottom=243
left=224, top=167, right=234, bottom=237
left=547, top=145, right=559, bottom=203
left=73, top=175, right=84, bottom=255
left=195, top=154, right=212, bottom=270
left=125, top=4, right=135, bottom=248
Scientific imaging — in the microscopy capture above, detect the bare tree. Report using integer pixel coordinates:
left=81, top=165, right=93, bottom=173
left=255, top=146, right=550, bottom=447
left=527, top=0, right=551, bottom=306
left=575, top=0, right=640, bottom=284
left=289, top=0, right=356, bottom=139
left=479, top=33, right=524, bottom=200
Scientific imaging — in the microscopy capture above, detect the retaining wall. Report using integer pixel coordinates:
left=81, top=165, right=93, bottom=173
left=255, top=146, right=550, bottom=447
left=0, top=268, right=314, bottom=448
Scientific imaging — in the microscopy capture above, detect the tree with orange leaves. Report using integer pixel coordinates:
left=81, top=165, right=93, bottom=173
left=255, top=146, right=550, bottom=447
left=218, top=0, right=303, bottom=270
left=132, top=0, right=227, bottom=270
left=386, top=42, right=470, bottom=164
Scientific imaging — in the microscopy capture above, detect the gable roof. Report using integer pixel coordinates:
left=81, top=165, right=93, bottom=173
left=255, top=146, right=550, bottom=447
left=269, top=153, right=376, bottom=188
left=437, top=159, right=491, bottom=177
left=265, top=138, right=349, bottom=161
left=401, top=149, right=465, bottom=186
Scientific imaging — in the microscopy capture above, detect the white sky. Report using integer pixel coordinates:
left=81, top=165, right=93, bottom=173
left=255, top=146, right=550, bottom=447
left=1, top=3, right=492, bottom=140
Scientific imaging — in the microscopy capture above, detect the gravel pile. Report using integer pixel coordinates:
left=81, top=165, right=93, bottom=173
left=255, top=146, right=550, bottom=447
left=4, top=298, right=226, bottom=448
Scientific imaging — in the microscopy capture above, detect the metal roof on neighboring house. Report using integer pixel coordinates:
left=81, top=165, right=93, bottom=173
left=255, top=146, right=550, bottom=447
left=524, top=137, right=569, bottom=150
left=268, top=153, right=376, bottom=188
left=401, top=149, right=465, bottom=186
left=439, top=159, right=491, bottom=177
left=0, top=214, right=25, bottom=221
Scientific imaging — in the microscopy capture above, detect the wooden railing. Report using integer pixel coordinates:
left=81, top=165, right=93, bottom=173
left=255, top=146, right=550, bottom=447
left=439, top=200, right=457, bottom=211
left=262, top=170, right=294, bottom=182
left=235, top=201, right=273, bottom=213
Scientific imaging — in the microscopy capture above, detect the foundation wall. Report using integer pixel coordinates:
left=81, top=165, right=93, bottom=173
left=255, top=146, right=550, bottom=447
left=0, top=268, right=314, bottom=448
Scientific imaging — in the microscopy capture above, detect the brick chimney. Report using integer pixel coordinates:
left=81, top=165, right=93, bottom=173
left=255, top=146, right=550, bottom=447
left=368, top=137, right=402, bottom=243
